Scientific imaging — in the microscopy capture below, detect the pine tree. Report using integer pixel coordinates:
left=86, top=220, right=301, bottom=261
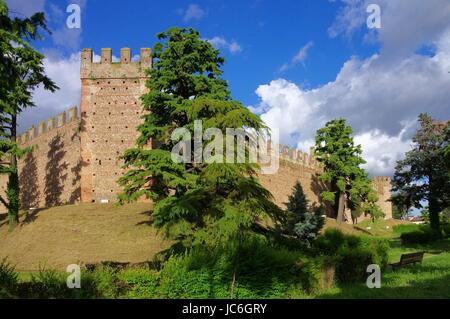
left=314, top=118, right=383, bottom=223
left=284, top=181, right=324, bottom=247
left=118, top=27, right=283, bottom=248
left=0, top=1, right=57, bottom=230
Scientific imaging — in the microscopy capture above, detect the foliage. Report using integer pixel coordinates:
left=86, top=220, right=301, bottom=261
left=0, top=0, right=57, bottom=228
left=0, top=257, right=18, bottom=298
left=117, top=269, right=159, bottom=299
left=314, top=118, right=382, bottom=223
left=399, top=224, right=449, bottom=245
left=393, top=114, right=450, bottom=231
left=315, top=229, right=389, bottom=283
left=283, top=181, right=324, bottom=247
left=118, top=27, right=283, bottom=248
left=393, top=224, right=422, bottom=235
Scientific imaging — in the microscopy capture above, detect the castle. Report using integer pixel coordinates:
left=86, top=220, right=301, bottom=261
left=0, top=48, right=392, bottom=223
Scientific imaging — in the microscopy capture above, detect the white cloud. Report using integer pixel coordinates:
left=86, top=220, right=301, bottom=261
left=329, top=0, right=450, bottom=58
left=207, top=36, right=243, bottom=54
left=279, top=41, right=314, bottom=72
left=18, top=53, right=81, bottom=133
left=252, top=1, right=450, bottom=177
left=252, top=29, right=450, bottom=176
left=181, top=4, right=206, bottom=22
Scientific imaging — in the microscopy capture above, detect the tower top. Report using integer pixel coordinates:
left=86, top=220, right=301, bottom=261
left=80, top=48, right=152, bottom=79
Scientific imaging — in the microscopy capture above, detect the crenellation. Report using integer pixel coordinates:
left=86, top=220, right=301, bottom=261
left=57, top=112, right=66, bottom=127
left=47, top=117, right=55, bottom=132
left=38, top=122, right=46, bottom=135
left=101, top=48, right=112, bottom=64
left=80, top=48, right=152, bottom=79
left=17, top=108, right=78, bottom=145
left=120, top=48, right=131, bottom=64
left=68, top=106, right=78, bottom=121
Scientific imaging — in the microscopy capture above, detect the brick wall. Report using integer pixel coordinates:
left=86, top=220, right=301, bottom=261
left=0, top=107, right=80, bottom=211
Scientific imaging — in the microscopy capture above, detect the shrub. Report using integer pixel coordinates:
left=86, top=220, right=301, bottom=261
left=400, top=226, right=442, bottom=244
left=118, top=268, right=159, bottom=299
left=393, top=224, right=421, bottom=235
left=0, top=258, right=18, bottom=298
left=90, top=266, right=125, bottom=298
left=24, top=268, right=68, bottom=298
left=315, top=229, right=389, bottom=283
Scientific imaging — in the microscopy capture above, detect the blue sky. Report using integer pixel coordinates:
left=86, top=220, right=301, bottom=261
left=6, top=0, right=450, bottom=178
left=23, top=0, right=379, bottom=105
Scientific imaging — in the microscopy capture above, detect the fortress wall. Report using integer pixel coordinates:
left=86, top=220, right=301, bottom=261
left=257, top=143, right=327, bottom=210
left=257, top=142, right=393, bottom=221
left=0, top=48, right=393, bottom=224
left=80, top=48, right=152, bottom=203
left=0, top=107, right=81, bottom=212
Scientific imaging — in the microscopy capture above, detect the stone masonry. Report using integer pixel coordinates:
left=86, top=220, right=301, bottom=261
left=0, top=48, right=392, bottom=222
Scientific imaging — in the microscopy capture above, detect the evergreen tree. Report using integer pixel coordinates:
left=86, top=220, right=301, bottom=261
left=284, top=181, right=324, bottom=247
left=314, top=118, right=383, bottom=223
left=118, top=27, right=283, bottom=248
left=393, top=114, right=450, bottom=231
left=0, top=1, right=57, bottom=229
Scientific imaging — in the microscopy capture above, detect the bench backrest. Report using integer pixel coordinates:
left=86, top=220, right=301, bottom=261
left=400, top=252, right=424, bottom=264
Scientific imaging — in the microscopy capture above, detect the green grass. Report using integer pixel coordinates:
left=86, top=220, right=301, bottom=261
left=6, top=221, right=450, bottom=299
left=318, top=251, right=450, bottom=298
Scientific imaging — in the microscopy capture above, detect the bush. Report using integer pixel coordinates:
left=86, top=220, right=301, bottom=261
left=117, top=268, right=159, bottom=298
left=0, top=258, right=18, bottom=298
left=315, top=229, right=389, bottom=283
left=393, top=224, right=421, bottom=235
left=400, top=226, right=442, bottom=244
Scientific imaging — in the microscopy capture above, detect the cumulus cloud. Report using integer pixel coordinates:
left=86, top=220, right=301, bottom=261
left=18, top=53, right=81, bottom=134
left=252, top=1, right=450, bottom=177
left=279, top=41, right=314, bottom=72
left=207, top=36, right=243, bottom=54
left=181, top=4, right=206, bottom=22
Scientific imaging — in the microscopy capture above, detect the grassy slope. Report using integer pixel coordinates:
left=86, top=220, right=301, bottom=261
left=0, top=203, right=169, bottom=271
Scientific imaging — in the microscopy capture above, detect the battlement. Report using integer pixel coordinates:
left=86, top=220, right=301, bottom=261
left=81, top=48, right=152, bottom=79
left=265, top=140, right=322, bottom=170
left=18, top=106, right=79, bottom=145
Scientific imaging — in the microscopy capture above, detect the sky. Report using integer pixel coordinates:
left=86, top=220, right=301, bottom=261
left=6, top=0, right=450, bottom=178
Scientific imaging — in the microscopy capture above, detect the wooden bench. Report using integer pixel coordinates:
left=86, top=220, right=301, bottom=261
left=390, top=252, right=424, bottom=270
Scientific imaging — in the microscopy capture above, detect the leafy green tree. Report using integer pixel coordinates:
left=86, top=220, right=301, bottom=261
left=391, top=192, right=411, bottom=220
left=393, top=114, right=450, bottom=231
left=0, top=1, right=57, bottom=229
left=314, top=118, right=382, bottom=224
left=118, top=27, right=283, bottom=248
left=284, top=181, right=324, bottom=247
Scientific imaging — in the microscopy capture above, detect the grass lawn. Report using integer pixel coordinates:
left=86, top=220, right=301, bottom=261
left=3, top=207, right=449, bottom=299
left=317, top=231, right=450, bottom=299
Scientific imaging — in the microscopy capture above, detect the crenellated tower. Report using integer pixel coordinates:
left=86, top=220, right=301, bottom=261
left=79, top=48, right=152, bottom=203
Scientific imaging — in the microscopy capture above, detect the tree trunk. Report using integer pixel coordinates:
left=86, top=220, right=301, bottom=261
left=8, top=114, right=20, bottom=231
left=336, top=192, right=345, bottom=224
left=428, top=188, right=440, bottom=232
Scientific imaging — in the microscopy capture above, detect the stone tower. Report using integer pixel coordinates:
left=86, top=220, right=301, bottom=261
left=373, top=176, right=393, bottom=220
left=79, top=48, right=152, bottom=203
